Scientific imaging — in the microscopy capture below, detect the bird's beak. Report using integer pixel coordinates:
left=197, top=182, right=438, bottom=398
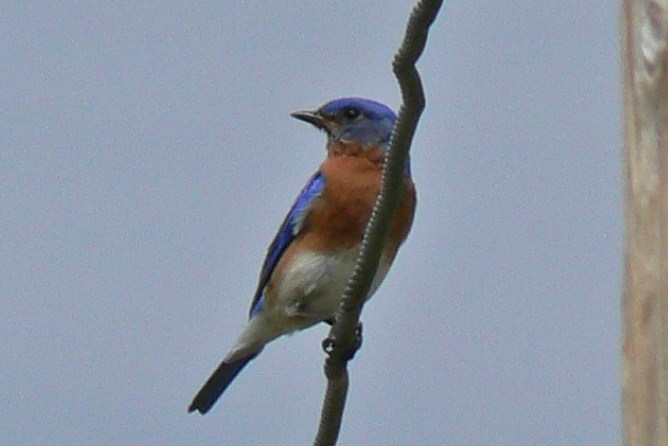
left=290, top=109, right=328, bottom=131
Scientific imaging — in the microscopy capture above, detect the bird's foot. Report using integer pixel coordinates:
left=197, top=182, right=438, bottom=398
left=322, top=321, right=363, bottom=361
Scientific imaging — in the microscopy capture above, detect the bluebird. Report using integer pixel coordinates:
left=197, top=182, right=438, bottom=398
left=188, top=97, right=416, bottom=414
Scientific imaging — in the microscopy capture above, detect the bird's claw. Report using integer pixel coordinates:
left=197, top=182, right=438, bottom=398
left=322, top=322, right=363, bottom=361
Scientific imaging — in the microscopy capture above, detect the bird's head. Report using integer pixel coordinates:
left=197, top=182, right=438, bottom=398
left=291, top=97, right=396, bottom=149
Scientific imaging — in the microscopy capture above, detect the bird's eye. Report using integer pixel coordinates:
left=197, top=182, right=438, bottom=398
left=343, top=107, right=360, bottom=120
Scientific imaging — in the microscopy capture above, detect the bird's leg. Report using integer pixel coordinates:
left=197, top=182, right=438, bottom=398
left=322, top=321, right=363, bottom=361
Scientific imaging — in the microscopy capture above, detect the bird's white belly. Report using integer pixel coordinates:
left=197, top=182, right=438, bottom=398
left=225, top=247, right=393, bottom=362
left=276, top=248, right=391, bottom=320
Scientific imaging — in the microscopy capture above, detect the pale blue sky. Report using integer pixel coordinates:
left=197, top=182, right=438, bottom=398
left=2, top=2, right=620, bottom=445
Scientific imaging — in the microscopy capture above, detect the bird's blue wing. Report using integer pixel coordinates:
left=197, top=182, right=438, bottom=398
left=248, top=171, right=325, bottom=317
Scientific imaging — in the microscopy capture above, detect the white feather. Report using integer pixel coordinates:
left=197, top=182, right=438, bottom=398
left=276, top=248, right=391, bottom=319
left=227, top=248, right=392, bottom=359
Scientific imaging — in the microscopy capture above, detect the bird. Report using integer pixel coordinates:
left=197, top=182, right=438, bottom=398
left=188, top=97, right=416, bottom=414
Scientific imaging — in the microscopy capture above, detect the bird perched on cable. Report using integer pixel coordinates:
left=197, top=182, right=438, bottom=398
left=188, top=97, right=416, bottom=414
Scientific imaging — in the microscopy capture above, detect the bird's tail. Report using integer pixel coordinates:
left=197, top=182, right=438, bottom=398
left=188, top=352, right=257, bottom=414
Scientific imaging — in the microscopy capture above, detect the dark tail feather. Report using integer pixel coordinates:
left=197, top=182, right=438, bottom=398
left=188, top=354, right=256, bottom=414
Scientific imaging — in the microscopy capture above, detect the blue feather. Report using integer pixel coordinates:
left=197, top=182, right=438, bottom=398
left=248, top=171, right=325, bottom=317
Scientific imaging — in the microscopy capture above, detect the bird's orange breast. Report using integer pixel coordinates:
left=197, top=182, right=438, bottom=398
left=299, top=148, right=416, bottom=254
